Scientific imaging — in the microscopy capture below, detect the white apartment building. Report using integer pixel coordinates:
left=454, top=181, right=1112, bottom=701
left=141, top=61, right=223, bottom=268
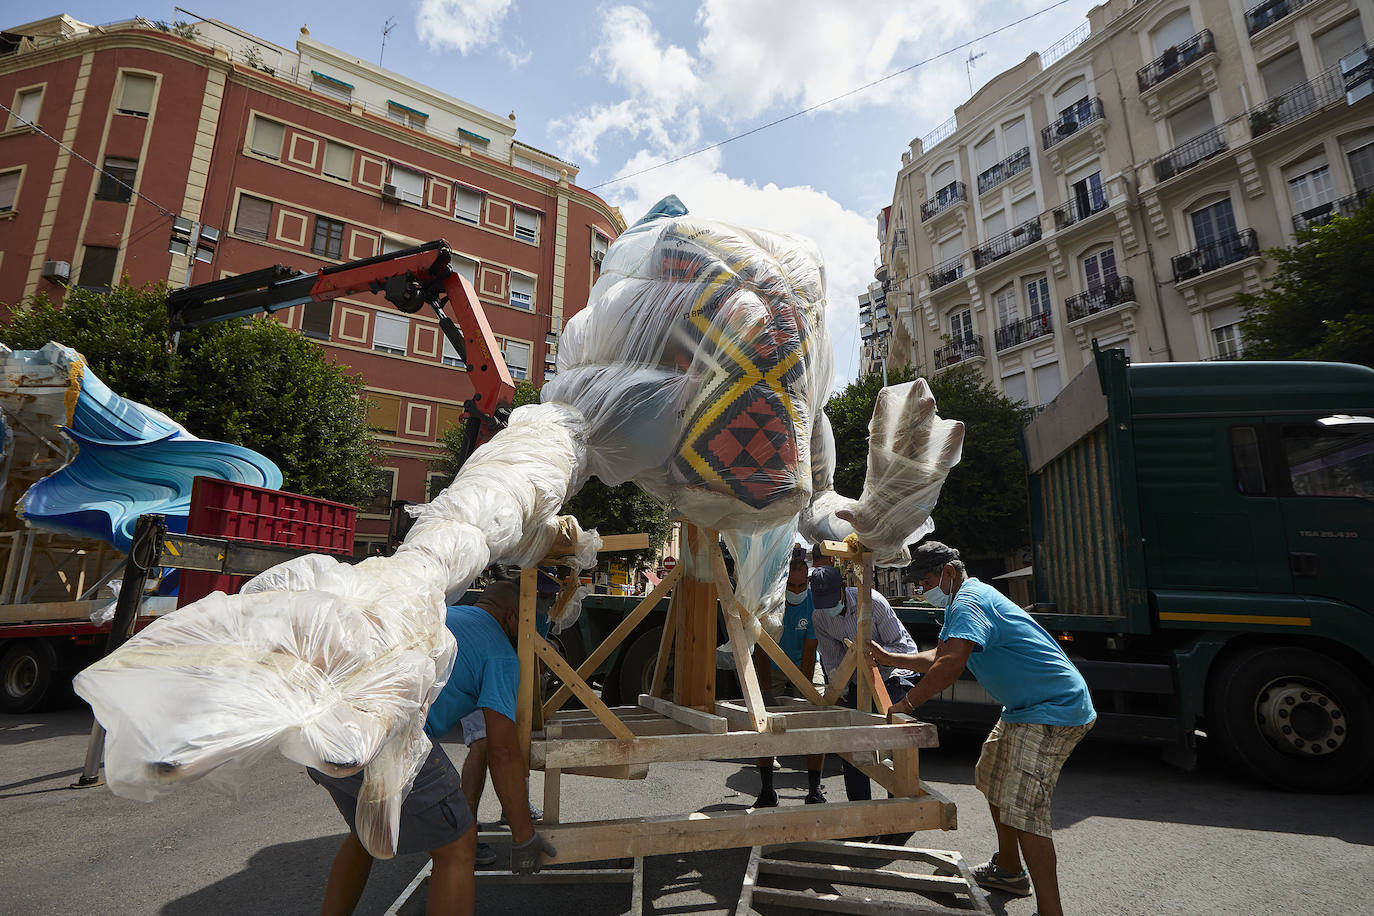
left=882, top=0, right=1374, bottom=406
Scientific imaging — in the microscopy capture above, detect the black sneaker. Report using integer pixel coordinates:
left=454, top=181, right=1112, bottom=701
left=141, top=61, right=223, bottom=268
left=972, top=852, right=1032, bottom=896
left=804, top=786, right=827, bottom=805
left=753, top=788, right=779, bottom=808
left=475, top=842, right=497, bottom=867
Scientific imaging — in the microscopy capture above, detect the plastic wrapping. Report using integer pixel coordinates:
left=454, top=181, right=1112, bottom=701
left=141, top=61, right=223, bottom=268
left=721, top=518, right=798, bottom=640
left=74, top=402, right=590, bottom=858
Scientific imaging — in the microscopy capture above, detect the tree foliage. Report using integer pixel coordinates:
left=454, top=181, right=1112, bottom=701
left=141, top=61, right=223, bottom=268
left=431, top=380, right=672, bottom=567
left=1238, top=202, right=1374, bottom=366
left=1, top=283, right=381, bottom=505
left=824, top=364, right=1032, bottom=558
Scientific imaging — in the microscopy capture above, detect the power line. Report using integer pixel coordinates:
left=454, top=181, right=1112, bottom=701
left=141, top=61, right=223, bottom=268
left=589, top=0, right=1081, bottom=190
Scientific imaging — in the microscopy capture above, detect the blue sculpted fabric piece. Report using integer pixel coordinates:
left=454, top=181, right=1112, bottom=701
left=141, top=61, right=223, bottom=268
left=6, top=343, right=282, bottom=552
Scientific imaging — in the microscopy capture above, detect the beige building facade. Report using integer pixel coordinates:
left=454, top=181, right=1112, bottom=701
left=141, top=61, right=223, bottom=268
left=882, top=0, right=1374, bottom=406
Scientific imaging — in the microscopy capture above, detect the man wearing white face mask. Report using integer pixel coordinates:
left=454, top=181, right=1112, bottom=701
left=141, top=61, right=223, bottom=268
left=868, top=541, right=1095, bottom=916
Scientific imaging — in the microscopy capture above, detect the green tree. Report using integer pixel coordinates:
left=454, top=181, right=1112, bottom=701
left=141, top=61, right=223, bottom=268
left=1, top=283, right=380, bottom=505
left=824, top=364, right=1032, bottom=558
left=431, top=380, right=672, bottom=568
left=1238, top=202, right=1374, bottom=366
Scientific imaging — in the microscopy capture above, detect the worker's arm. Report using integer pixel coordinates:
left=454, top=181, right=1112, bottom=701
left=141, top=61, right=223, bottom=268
left=887, top=638, right=977, bottom=720
left=752, top=644, right=773, bottom=693
left=867, top=642, right=938, bottom=673
left=801, top=637, right=818, bottom=683
left=482, top=707, right=533, bottom=844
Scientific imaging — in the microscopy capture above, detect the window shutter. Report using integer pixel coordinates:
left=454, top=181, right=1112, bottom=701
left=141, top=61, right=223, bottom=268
left=301, top=301, right=333, bottom=339
left=454, top=185, right=483, bottom=222
left=509, top=273, right=535, bottom=308
left=0, top=172, right=20, bottom=211
left=16, top=89, right=41, bottom=123
left=367, top=396, right=401, bottom=434
left=234, top=195, right=271, bottom=239
left=390, top=165, right=425, bottom=204
left=435, top=404, right=466, bottom=432
left=118, top=74, right=155, bottom=115
left=372, top=313, right=409, bottom=354
left=324, top=142, right=353, bottom=180
left=80, top=246, right=118, bottom=288
left=441, top=335, right=466, bottom=367
left=250, top=117, right=284, bottom=158
left=453, top=255, right=478, bottom=285
left=502, top=340, right=530, bottom=379
left=514, top=207, right=539, bottom=241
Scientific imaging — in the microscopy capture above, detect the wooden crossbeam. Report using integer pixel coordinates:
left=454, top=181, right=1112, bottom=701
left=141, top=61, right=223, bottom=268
left=532, top=632, right=634, bottom=742
left=648, top=589, right=679, bottom=699
left=673, top=525, right=716, bottom=709
left=820, top=539, right=862, bottom=560
left=823, top=647, right=859, bottom=705
left=708, top=542, right=769, bottom=732
left=516, top=567, right=539, bottom=768
left=752, top=624, right=826, bottom=706
left=638, top=694, right=728, bottom=734
left=597, top=533, right=651, bottom=552
left=714, top=701, right=863, bottom=733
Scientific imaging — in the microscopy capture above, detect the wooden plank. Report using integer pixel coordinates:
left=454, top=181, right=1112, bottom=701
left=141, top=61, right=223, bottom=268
left=839, top=752, right=899, bottom=796
left=751, top=611, right=827, bottom=705
left=547, top=568, right=582, bottom=635
left=517, top=567, right=539, bottom=769
left=714, top=702, right=861, bottom=732
left=673, top=524, right=716, bottom=710
left=648, top=588, right=678, bottom=699
left=821, top=539, right=861, bottom=560
left=766, top=841, right=965, bottom=869
left=543, top=768, right=560, bottom=825
left=855, top=561, right=872, bottom=716
left=561, top=764, right=649, bottom=780
left=533, top=721, right=938, bottom=770
left=750, top=887, right=965, bottom=916
left=532, top=633, right=635, bottom=741
left=824, top=646, right=859, bottom=705
left=544, top=719, right=695, bottom=740
left=598, top=533, right=651, bottom=552
left=543, top=563, right=682, bottom=717
left=709, top=542, right=769, bottom=732
left=891, top=746, right=920, bottom=797
left=638, top=694, right=728, bottom=734
left=539, top=795, right=953, bottom=864
left=758, top=859, right=975, bottom=896
left=736, top=845, right=762, bottom=916
left=916, top=781, right=960, bottom=830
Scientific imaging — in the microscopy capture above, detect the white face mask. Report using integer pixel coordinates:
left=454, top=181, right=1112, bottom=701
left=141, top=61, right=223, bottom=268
left=784, top=590, right=807, bottom=606
left=922, top=569, right=954, bottom=609
left=816, top=600, right=844, bottom=617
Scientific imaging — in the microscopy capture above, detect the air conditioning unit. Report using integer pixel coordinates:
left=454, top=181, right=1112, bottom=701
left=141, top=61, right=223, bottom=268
left=41, top=260, right=70, bottom=282
left=591, top=250, right=605, bottom=266
left=1174, top=254, right=1200, bottom=280
left=382, top=183, right=402, bottom=202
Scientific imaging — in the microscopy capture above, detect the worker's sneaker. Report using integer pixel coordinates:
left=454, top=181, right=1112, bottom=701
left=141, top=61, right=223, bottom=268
left=753, top=788, right=779, bottom=808
left=972, top=853, right=1032, bottom=896
left=804, top=786, right=827, bottom=805
left=475, top=843, right=497, bottom=867
left=497, top=802, right=543, bottom=825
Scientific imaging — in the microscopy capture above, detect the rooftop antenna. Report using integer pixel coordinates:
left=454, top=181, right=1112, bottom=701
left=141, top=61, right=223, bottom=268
left=380, top=16, right=396, bottom=66
left=966, top=50, right=987, bottom=95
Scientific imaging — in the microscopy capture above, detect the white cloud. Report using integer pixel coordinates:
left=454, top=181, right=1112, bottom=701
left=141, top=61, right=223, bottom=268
left=415, top=0, right=514, bottom=54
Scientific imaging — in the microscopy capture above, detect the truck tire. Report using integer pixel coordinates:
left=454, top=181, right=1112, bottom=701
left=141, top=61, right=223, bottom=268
left=1, top=640, right=57, bottom=714
left=1207, top=645, right=1374, bottom=793
left=611, top=628, right=666, bottom=708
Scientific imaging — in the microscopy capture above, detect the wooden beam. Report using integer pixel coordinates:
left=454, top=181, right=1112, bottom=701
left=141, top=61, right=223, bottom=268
left=560, top=764, right=649, bottom=780
left=532, top=633, right=635, bottom=741
left=672, top=524, right=716, bottom=710
left=648, top=589, right=678, bottom=699
left=713, top=701, right=862, bottom=732
left=638, top=694, right=728, bottom=734
left=539, top=795, right=954, bottom=864
left=542, top=563, right=682, bottom=717
left=823, top=647, right=859, bottom=705
left=855, top=560, right=872, bottom=716
left=752, top=613, right=827, bottom=705
left=735, top=845, right=762, bottom=916
left=839, top=752, right=899, bottom=796
left=532, top=720, right=937, bottom=770
left=750, top=887, right=960, bottom=916
left=757, top=859, right=974, bottom=896
left=708, top=541, right=770, bottom=732
left=891, top=746, right=921, bottom=797
left=597, top=533, right=651, bottom=552
left=544, top=718, right=696, bottom=740
left=821, top=539, right=862, bottom=560
left=516, top=567, right=539, bottom=769
left=543, top=769, right=560, bottom=825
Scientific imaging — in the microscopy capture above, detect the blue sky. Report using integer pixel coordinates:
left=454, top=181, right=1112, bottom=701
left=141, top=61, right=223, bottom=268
left=35, top=0, right=1100, bottom=386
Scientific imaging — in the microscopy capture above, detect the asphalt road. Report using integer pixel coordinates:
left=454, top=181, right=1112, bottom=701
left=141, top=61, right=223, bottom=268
left=2, top=707, right=1370, bottom=915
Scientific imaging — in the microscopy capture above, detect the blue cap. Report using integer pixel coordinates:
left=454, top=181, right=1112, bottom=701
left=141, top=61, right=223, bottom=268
left=810, top=566, right=844, bottom=613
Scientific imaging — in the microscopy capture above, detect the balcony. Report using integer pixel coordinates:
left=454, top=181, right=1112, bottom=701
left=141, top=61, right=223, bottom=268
left=934, top=335, right=985, bottom=369
left=1137, top=30, right=1215, bottom=93
left=1292, top=187, right=1374, bottom=232
left=972, top=217, right=1043, bottom=270
left=1042, top=98, right=1105, bottom=150
left=921, top=180, right=968, bottom=221
left=1172, top=229, right=1260, bottom=283
left=1066, top=276, right=1137, bottom=323
left=1053, top=191, right=1110, bottom=231
left=1245, top=0, right=1315, bottom=36
left=1249, top=67, right=1343, bottom=138
left=977, top=147, right=1031, bottom=195
left=1153, top=125, right=1227, bottom=183
left=927, top=256, right=965, bottom=292
left=995, top=313, right=1054, bottom=351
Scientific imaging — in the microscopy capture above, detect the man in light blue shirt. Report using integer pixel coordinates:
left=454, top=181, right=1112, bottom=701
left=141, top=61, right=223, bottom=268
left=868, top=542, right=1095, bottom=916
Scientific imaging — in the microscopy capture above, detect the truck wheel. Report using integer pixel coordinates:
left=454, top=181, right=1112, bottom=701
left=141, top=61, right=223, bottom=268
left=1, top=640, right=56, bottom=714
left=1207, top=645, right=1374, bottom=792
left=614, top=628, right=667, bottom=707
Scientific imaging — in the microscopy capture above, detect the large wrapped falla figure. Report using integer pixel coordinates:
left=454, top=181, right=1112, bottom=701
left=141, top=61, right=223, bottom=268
left=74, top=197, right=964, bottom=858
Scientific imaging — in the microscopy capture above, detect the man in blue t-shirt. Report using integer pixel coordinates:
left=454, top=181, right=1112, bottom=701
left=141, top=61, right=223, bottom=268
left=308, top=580, right=554, bottom=915
left=868, top=542, right=1095, bottom=916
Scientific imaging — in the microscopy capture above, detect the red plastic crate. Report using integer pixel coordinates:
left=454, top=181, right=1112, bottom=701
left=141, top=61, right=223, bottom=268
left=177, top=478, right=357, bottom=608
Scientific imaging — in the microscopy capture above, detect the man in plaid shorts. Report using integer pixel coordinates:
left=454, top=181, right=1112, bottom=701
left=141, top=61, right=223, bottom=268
left=868, top=542, right=1095, bottom=916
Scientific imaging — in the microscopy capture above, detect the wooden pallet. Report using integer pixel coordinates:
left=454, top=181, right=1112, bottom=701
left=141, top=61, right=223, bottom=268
left=737, top=840, right=993, bottom=916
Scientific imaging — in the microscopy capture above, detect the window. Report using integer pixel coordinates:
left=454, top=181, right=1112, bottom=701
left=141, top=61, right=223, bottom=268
left=982, top=209, right=1007, bottom=238
left=10, top=87, right=41, bottom=128
left=362, top=468, right=397, bottom=514
left=1316, top=17, right=1366, bottom=71
left=441, top=334, right=466, bottom=368
left=1025, top=275, right=1051, bottom=316
left=1151, top=10, right=1195, bottom=56
left=514, top=207, right=540, bottom=243
left=0, top=171, right=20, bottom=212
left=311, top=216, right=344, bottom=259
left=974, top=134, right=998, bottom=171
left=1213, top=321, right=1243, bottom=359
left=509, top=273, right=535, bottom=310
left=79, top=245, right=118, bottom=289
left=387, top=101, right=428, bottom=131
left=1002, top=117, right=1028, bottom=155
left=1034, top=363, right=1062, bottom=406
left=311, top=71, right=352, bottom=103
left=454, top=185, right=483, bottom=224
left=1230, top=427, right=1268, bottom=495
left=1284, top=423, right=1374, bottom=498
left=948, top=308, right=973, bottom=343
left=372, top=313, right=408, bottom=355
left=1071, top=171, right=1106, bottom=215
left=1003, top=371, right=1029, bottom=405
left=323, top=141, right=353, bottom=181
left=453, top=255, right=477, bottom=286
left=234, top=194, right=271, bottom=240
left=1082, top=247, right=1117, bottom=292
left=937, top=235, right=963, bottom=263
left=930, top=160, right=955, bottom=189
left=994, top=286, right=1019, bottom=327
left=381, top=236, right=409, bottom=255
left=500, top=338, right=531, bottom=380
left=1191, top=199, right=1238, bottom=249
left=117, top=74, right=155, bottom=116
left=1260, top=49, right=1307, bottom=98
left=1169, top=97, right=1214, bottom=146
left=250, top=116, right=284, bottom=159
left=1286, top=156, right=1335, bottom=216
left=389, top=165, right=425, bottom=205
left=1012, top=194, right=1038, bottom=225
left=95, top=157, right=137, bottom=203
left=301, top=301, right=332, bottom=339
left=427, top=471, right=450, bottom=501
left=1347, top=139, right=1374, bottom=192
left=592, top=231, right=609, bottom=264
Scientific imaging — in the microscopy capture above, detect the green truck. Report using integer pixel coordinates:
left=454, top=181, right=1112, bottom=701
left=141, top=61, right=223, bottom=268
left=899, top=346, right=1374, bottom=792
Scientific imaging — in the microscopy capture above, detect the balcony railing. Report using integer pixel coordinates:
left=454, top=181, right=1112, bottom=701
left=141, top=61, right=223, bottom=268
left=1249, top=66, right=1343, bottom=137
left=1245, top=0, right=1315, bottom=36
left=995, top=312, right=1054, bottom=351
left=1292, top=187, right=1374, bottom=232
left=927, top=256, right=965, bottom=292
left=1153, top=125, right=1227, bottom=183
left=1066, top=276, right=1137, bottom=323
left=1172, top=229, right=1260, bottom=283
left=1137, top=29, right=1215, bottom=92
left=1053, top=191, right=1110, bottom=230
left=973, top=217, right=1043, bottom=270
left=977, top=147, right=1032, bottom=194
left=921, top=180, right=968, bottom=221
left=1042, top=97, right=1105, bottom=150
left=935, top=335, right=985, bottom=369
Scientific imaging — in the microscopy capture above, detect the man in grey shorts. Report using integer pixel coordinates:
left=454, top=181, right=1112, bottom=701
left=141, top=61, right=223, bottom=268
left=309, top=581, right=554, bottom=915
